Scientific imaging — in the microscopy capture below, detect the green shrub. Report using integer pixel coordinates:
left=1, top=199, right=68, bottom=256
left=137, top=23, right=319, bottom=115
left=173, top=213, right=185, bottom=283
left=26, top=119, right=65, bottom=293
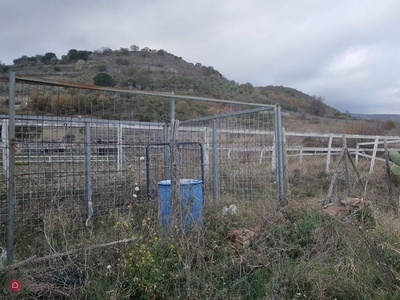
left=74, top=59, right=85, bottom=71
left=116, top=58, right=130, bottom=66
left=93, top=72, right=116, bottom=87
left=97, top=64, right=107, bottom=72
left=121, top=219, right=178, bottom=299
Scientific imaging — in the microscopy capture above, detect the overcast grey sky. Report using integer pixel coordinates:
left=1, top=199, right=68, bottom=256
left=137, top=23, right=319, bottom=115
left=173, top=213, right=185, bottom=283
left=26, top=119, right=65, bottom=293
left=1, top=0, right=399, bottom=114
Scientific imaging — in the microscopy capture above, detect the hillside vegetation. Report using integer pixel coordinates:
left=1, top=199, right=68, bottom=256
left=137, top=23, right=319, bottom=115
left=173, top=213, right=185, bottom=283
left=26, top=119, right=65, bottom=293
left=1, top=46, right=345, bottom=122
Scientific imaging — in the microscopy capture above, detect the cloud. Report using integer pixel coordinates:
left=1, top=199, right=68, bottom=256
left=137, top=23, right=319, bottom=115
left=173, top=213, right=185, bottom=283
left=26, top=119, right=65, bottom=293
left=1, top=0, right=400, bottom=114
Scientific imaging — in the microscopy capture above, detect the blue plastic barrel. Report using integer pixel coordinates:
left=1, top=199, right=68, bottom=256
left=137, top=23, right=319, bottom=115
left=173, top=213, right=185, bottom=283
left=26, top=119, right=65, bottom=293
left=158, top=179, right=203, bottom=229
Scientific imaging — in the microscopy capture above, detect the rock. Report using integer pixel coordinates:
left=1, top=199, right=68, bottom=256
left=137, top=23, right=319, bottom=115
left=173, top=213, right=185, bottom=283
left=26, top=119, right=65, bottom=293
left=340, top=197, right=368, bottom=207
left=230, top=228, right=256, bottom=247
left=323, top=203, right=347, bottom=217
left=323, top=197, right=370, bottom=218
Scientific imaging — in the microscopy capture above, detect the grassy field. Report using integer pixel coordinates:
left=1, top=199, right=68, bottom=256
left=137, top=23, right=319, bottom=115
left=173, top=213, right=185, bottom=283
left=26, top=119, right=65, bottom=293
left=1, top=113, right=400, bottom=299
left=1, top=154, right=400, bottom=299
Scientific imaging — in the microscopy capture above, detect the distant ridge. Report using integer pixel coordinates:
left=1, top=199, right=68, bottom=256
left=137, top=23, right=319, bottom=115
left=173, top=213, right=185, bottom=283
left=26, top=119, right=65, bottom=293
left=351, top=113, right=400, bottom=123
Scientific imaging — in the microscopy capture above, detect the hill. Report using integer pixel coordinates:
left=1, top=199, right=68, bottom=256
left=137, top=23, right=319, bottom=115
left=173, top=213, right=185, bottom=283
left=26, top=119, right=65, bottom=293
left=1, top=46, right=346, bottom=122
left=352, top=113, right=400, bottom=123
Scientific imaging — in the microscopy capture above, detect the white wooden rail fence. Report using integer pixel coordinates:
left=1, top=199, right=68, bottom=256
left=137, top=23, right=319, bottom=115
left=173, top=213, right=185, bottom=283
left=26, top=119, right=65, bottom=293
left=283, top=131, right=400, bottom=173
left=2, top=117, right=400, bottom=175
left=213, top=130, right=400, bottom=173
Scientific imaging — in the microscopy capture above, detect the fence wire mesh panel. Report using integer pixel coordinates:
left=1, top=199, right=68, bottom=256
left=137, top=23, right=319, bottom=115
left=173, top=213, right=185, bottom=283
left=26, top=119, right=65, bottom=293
left=0, top=78, right=170, bottom=261
left=146, top=142, right=169, bottom=198
left=181, top=107, right=276, bottom=204
left=0, top=74, right=282, bottom=264
left=0, top=81, right=8, bottom=234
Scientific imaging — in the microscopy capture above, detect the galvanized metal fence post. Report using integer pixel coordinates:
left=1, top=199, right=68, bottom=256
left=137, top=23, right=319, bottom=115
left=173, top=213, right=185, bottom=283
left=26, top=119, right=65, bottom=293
left=7, top=71, right=16, bottom=264
left=85, top=122, right=93, bottom=224
left=0, top=120, right=6, bottom=253
left=164, top=92, right=175, bottom=182
left=163, top=123, right=170, bottom=180
left=170, top=93, right=175, bottom=120
left=203, top=126, right=210, bottom=177
left=117, top=124, right=123, bottom=174
left=170, top=120, right=182, bottom=229
left=272, top=134, right=276, bottom=170
left=212, top=118, right=219, bottom=204
left=2, top=120, right=9, bottom=176
left=274, top=105, right=287, bottom=206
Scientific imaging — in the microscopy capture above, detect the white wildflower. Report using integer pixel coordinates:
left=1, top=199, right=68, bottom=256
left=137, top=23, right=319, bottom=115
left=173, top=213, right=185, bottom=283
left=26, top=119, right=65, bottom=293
left=140, top=156, right=145, bottom=161
left=133, top=194, right=137, bottom=198
left=135, top=186, right=140, bottom=192
left=106, top=265, right=111, bottom=270
left=221, top=204, right=237, bottom=216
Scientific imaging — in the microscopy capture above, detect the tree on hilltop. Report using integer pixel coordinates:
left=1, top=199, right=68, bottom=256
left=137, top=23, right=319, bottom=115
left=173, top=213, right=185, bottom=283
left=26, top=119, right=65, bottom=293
left=67, top=49, right=78, bottom=60
left=67, top=49, right=92, bottom=61
left=40, top=52, right=57, bottom=64
left=130, top=45, right=140, bottom=52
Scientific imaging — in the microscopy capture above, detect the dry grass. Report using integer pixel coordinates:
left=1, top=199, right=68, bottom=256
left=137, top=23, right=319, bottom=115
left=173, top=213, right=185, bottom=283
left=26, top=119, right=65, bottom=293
left=3, top=127, right=400, bottom=298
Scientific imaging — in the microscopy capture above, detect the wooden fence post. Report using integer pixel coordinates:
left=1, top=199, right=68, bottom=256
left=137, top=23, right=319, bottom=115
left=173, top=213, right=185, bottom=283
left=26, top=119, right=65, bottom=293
left=325, top=146, right=345, bottom=205
left=369, top=136, right=380, bottom=174
left=326, top=134, right=333, bottom=172
left=355, top=144, right=360, bottom=165
left=343, top=136, right=351, bottom=196
left=384, top=138, right=398, bottom=215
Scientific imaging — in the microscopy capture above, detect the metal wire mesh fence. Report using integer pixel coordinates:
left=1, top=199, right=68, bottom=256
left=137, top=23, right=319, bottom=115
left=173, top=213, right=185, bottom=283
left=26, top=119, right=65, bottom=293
left=0, top=74, right=283, bottom=263
left=180, top=108, right=276, bottom=204
left=0, top=92, right=166, bottom=224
